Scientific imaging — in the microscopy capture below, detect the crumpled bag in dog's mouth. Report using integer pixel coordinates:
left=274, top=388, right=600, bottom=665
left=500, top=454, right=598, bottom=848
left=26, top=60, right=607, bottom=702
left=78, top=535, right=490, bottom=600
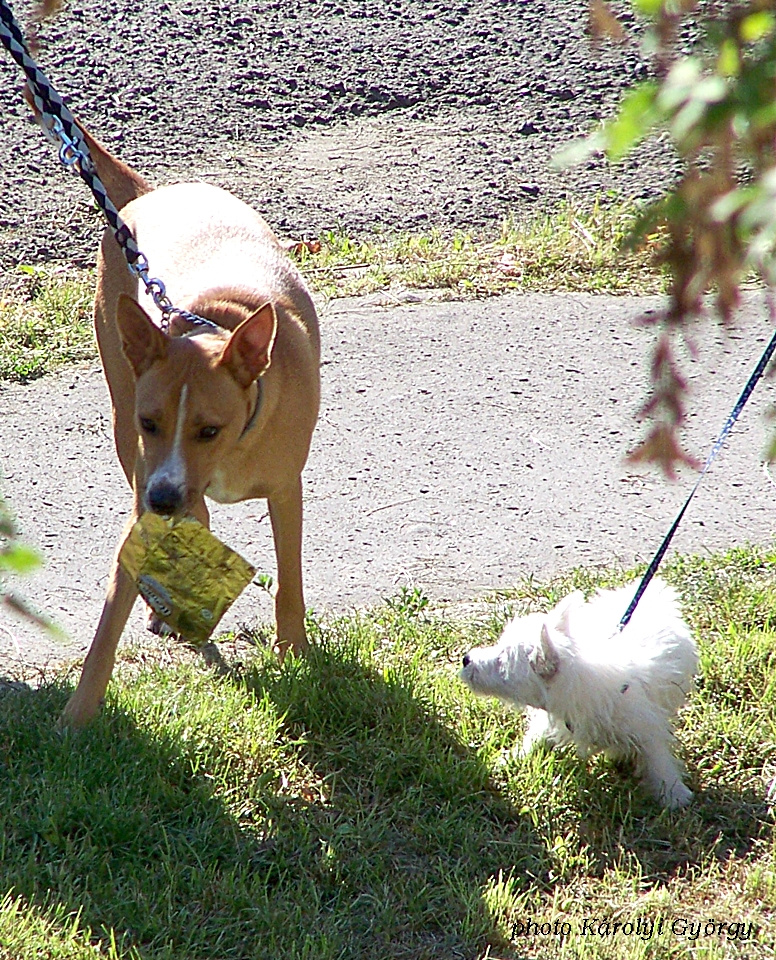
left=119, top=513, right=256, bottom=644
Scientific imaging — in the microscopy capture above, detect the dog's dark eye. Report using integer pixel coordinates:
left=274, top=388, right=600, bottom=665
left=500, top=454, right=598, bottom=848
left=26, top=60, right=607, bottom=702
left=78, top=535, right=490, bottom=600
left=198, top=426, right=220, bottom=441
left=139, top=418, right=157, bottom=435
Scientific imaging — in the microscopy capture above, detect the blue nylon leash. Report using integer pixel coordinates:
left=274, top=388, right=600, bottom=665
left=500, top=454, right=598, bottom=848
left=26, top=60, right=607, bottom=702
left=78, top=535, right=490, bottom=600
left=619, top=308, right=776, bottom=629
left=0, top=0, right=217, bottom=332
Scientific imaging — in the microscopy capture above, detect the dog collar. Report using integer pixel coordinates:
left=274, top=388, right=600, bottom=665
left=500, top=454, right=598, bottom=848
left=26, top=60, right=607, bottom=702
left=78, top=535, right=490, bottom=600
left=240, top=379, right=263, bottom=439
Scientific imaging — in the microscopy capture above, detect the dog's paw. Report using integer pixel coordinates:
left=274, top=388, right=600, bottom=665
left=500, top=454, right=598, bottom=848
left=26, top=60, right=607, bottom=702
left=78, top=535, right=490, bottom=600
left=519, top=732, right=540, bottom=758
left=59, top=694, right=102, bottom=729
left=520, top=707, right=552, bottom=757
left=146, top=610, right=177, bottom=639
left=662, top=779, right=693, bottom=810
left=273, top=636, right=310, bottom=663
left=646, top=773, right=693, bottom=809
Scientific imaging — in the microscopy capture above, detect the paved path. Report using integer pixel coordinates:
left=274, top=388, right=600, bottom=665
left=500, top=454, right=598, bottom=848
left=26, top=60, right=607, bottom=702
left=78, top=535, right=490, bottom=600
left=1, top=290, right=774, bottom=676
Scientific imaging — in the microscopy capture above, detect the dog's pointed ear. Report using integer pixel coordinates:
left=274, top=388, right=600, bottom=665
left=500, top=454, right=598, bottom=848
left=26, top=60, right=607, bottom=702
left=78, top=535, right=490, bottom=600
left=219, top=302, right=277, bottom=388
left=530, top=624, right=560, bottom=679
left=116, top=294, right=168, bottom=377
left=550, top=591, right=582, bottom=639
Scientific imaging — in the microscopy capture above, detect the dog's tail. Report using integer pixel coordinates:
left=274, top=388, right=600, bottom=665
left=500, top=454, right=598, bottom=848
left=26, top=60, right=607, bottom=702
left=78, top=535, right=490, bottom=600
left=23, top=86, right=151, bottom=210
left=74, top=124, right=152, bottom=210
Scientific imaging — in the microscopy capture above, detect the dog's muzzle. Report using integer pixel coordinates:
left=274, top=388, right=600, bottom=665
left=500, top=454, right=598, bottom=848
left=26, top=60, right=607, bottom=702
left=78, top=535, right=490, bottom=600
left=459, top=652, right=479, bottom=690
left=145, top=480, right=185, bottom=517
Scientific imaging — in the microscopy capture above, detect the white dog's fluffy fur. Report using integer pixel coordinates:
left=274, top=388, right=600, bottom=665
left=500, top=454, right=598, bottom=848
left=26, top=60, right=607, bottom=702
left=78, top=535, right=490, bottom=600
left=460, top=578, right=698, bottom=808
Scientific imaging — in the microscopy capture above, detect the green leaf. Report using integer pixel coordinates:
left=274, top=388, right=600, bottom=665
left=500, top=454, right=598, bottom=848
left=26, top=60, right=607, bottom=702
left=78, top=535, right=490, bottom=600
left=632, top=0, right=665, bottom=15
left=602, top=82, right=660, bottom=162
left=0, top=543, right=42, bottom=575
left=718, top=38, right=740, bottom=77
left=739, top=168, right=776, bottom=230
left=658, top=58, right=704, bottom=113
left=751, top=100, right=776, bottom=131
left=657, top=62, right=727, bottom=148
left=710, top=185, right=754, bottom=224
left=740, top=11, right=775, bottom=44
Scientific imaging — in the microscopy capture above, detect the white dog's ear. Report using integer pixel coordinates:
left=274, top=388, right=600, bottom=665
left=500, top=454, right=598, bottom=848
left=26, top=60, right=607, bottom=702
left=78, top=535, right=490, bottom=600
left=530, top=624, right=560, bottom=679
left=550, top=591, right=582, bottom=639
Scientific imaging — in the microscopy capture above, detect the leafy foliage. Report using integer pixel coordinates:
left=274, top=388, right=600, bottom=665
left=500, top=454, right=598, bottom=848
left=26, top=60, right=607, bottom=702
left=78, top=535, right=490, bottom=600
left=574, top=0, right=776, bottom=472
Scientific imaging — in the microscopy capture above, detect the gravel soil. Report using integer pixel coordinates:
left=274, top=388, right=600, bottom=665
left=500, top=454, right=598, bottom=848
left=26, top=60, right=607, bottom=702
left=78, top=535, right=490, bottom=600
left=0, top=0, right=675, bottom=270
left=2, top=1, right=773, bottom=677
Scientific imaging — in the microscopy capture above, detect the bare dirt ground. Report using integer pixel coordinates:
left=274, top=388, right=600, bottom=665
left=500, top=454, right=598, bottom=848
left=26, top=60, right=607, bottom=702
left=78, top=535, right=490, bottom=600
left=1, top=1, right=774, bottom=678
left=0, top=0, right=674, bottom=270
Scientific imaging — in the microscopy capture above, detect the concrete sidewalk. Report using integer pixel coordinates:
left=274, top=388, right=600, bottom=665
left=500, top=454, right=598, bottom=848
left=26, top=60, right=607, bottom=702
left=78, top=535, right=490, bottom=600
left=2, top=290, right=774, bottom=675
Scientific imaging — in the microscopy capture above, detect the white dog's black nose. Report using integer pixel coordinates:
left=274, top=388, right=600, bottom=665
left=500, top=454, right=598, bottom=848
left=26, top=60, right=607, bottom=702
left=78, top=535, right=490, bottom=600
left=462, top=654, right=471, bottom=667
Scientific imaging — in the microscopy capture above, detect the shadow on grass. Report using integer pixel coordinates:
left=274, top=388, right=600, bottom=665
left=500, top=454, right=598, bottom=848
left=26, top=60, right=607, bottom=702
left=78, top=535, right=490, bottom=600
left=0, top=639, right=542, bottom=960
left=1, top=615, right=768, bottom=960
left=238, top=640, right=545, bottom=957
left=513, top=741, right=772, bottom=889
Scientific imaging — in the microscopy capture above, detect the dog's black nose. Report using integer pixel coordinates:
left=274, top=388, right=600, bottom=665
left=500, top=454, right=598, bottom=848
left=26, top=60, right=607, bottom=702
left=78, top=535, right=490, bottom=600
left=462, top=654, right=471, bottom=668
left=146, top=481, right=183, bottom=516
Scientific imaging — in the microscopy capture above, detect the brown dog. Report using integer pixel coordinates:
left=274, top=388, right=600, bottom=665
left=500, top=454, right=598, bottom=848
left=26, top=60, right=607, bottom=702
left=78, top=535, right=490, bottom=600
left=60, top=123, right=320, bottom=727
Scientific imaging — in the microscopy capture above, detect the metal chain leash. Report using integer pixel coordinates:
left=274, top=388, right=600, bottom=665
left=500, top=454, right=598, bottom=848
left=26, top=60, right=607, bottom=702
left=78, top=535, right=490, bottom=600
left=0, top=0, right=218, bottom=332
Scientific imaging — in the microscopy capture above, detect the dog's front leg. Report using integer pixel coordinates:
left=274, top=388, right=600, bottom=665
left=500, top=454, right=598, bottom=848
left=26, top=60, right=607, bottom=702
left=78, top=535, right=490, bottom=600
left=521, top=707, right=553, bottom=755
left=60, top=520, right=139, bottom=727
left=268, top=477, right=308, bottom=661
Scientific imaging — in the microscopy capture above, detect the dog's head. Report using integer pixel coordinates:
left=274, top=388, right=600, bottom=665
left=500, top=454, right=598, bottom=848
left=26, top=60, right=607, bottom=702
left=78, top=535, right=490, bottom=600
left=116, top=294, right=276, bottom=517
left=459, top=592, right=582, bottom=708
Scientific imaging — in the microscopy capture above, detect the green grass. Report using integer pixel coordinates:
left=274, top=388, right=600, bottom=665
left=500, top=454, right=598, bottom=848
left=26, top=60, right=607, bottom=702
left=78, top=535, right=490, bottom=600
left=0, top=548, right=774, bottom=959
left=0, top=267, right=94, bottom=382
left=0, top=200, right=665, bottom=383
left=294, top=199, right=665, bottom=300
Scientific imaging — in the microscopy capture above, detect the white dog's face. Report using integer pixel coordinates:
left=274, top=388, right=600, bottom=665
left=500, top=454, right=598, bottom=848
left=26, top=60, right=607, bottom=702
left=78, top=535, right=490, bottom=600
left=460, top=593, right=582, bottom=708
left=460, top=612, right=559, bottom=709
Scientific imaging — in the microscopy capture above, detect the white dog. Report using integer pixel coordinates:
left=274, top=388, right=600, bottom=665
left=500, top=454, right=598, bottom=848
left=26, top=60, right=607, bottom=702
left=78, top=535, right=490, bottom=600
left=460, top=578, right=698, bottom=809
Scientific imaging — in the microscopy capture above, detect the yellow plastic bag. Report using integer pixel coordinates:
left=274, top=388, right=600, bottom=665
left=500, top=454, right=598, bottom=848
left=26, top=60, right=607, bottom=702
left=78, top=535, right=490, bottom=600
left=119, top=513, right=256, bottom=643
